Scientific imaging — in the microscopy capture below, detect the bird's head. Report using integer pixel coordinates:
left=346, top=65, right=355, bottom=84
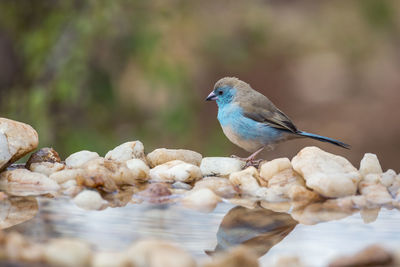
left=206, top=77, right=250, bottom=107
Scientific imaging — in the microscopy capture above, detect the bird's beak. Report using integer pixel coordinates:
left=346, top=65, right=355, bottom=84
left=206, top=91, right=218, bottom=101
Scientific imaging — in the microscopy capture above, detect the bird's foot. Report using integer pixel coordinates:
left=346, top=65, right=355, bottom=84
left=230, top=155, right=263, bottom=168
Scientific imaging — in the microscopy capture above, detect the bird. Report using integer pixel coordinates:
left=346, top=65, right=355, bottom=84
left=206, top=77, right=350, bottom=166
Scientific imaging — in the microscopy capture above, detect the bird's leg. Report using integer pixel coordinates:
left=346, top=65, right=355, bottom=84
left=231, top=146, right=265, bottom=168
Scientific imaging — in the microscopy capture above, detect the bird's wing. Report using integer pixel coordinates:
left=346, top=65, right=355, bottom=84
left=239, top=94, right=298, bottom=133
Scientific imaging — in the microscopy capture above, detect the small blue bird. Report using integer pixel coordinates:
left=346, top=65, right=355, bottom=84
left=206, top=77, right=349, bottom=165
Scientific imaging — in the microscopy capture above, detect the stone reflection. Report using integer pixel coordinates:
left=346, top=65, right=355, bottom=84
left=208, top=205, right=297, bottom=258
left=0, top=196, right=38, bottom=229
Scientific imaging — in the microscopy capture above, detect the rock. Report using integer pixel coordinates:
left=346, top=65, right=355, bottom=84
left=105, top=141, right=146, bottom=163
left=259, top=158, right=292, bottom=182
left=0, top=118, right=39, bottom=171
left=291, top=146, right=361, bottom=198
left=381, top=169, right=396, bottom=187
left=329, top=244, right=394, bottom=267
left=172, top=181, right=192, bottom=190
left=65, top=150, right=100, bottom=168
left=29, top=162, right=65, bottom=176
left=0, top=169, right=60, bottom=196
left=25, top=147, right=61, bottom=168
left=182, top=188, right=221, bottom=213
left=149, top=160, right=202, bottom=183
left=193, top=177, right=237, bottom=198
left=60, top=179, right=81, bottom=196
left=72, top=190, right=107, bottom=210
left=49, top=169, right=85, bottom=184
left=43, top=238, right=92, bottom=267
left=274, top=255, right=304, bottom=267
left=92, top=252, right=128, bottom=267
left=229, top=167, right=267, bottom=197
left=126, top=239, right=196, bottom=267
left=125, top=158, right=150, bottom=180
left=147, top=148, right=202, bottom=167
left=203, top=246, right=259, bottom=267
left=81, top=158, right=149, bottom=186
left=359, top=181, right=393, bottom=205
left=359, top=153, right=383, bottom=178
left=200, top=157, right=245, bottom=177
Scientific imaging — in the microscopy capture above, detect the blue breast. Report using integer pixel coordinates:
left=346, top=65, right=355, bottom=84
left=217, top=103, right=284, bottom=145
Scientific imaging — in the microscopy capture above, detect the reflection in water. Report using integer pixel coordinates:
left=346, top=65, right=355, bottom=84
left=0, top=196, right=38, bottom=229
left=209, top=206, right=297, bottom=258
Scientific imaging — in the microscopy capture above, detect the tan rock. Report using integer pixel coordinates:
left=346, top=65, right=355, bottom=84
left=82, top=157, right=149, bottom=186
left=65, top=150, right=100, bottom=168
left=147, top=148, right=202, bottom=167
left=381, top=169, right=396, bottom=187
left=29, top=162, right=65, bottom=176
left=43, top=238, right=92, bottom=267
left=200, top=157, right=245, bottom=177
left=359, top=179, right=393, bottom=205
left=72, top=190, right=107, bottom=210
left=359, top=153, right=383, bottom=177
left=0, top=118, right=39, bottom=171
left=182, top=188, right=221, bottom=213
left=274, top=255, right=304, bottom=267
left=229, top=167, right=267, bottom=197
left=329, top=244, right=394, bottom=267
left=149, top=160, right=202, bottom=183
left=193, top=177, right=238, bottom=198
left=126, top=239, right=196, bottom=267
left=0, top=169, right=60, bottom=196
left=49, top=169, right=85, bottom=184
left=259, top=158, right=292, bottom=182
left=105, top=141, right=146, bottom=163
left=292, top=146, right=360, bottom=198
left=92, top=252, right=129, bottom=267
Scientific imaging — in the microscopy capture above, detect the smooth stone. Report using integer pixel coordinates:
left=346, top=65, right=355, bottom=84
left=193, top=177, right=237, bottom=198
left=29, top=162, right=65, bottom=176
left=25, top=147, right=61, bottom=168
left=229, top=167, right=267, bottom=197
left=0, top=118, right=39, bottom=171
left=44, top=239, right=92, bottom=267
left=126, top=239, right=196, bottom=267
left=359, top=153, right=383, bottom=178
left=72, top=190, right=107, bottom=210
left=49, top=169, right=85, bottom=184
left=292, top=146, right=361, bottom=198
left=105, top=141, right=146, bottom=163
left=200, top=157, right=245, bottom=177
left=147, top=148, right=202, bottom=167
left=0, top=169, right=60, bottom=196
left=172, top=181, right=192, bottom=190
left=259, top=158, right=292, bottom=182
left=65, top=150, right=100, bottom=168
left=149, top=160, right=202, bottom=183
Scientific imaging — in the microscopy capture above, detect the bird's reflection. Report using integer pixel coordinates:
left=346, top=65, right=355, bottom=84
left=208, top=205, right=297, bottom=258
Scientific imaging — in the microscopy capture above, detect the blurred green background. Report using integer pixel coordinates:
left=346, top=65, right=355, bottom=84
left=0, top=0, right=399, bottom=170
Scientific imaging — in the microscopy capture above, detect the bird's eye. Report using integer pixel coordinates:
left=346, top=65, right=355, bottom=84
left=218, top=91, right=223, bottom=95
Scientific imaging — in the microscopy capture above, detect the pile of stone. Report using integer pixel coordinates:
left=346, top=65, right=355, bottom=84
left=1, top=117, right=400, bottom=223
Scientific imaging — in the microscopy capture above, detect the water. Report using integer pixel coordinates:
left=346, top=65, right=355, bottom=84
left=4, top=197, right=400, bottom=266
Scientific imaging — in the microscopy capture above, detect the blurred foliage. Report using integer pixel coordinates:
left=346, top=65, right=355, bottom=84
left=0, top=0, right=399, bottom=169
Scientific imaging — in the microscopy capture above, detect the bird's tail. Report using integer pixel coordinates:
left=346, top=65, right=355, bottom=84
left=296, top=131, right=350, bottom=149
